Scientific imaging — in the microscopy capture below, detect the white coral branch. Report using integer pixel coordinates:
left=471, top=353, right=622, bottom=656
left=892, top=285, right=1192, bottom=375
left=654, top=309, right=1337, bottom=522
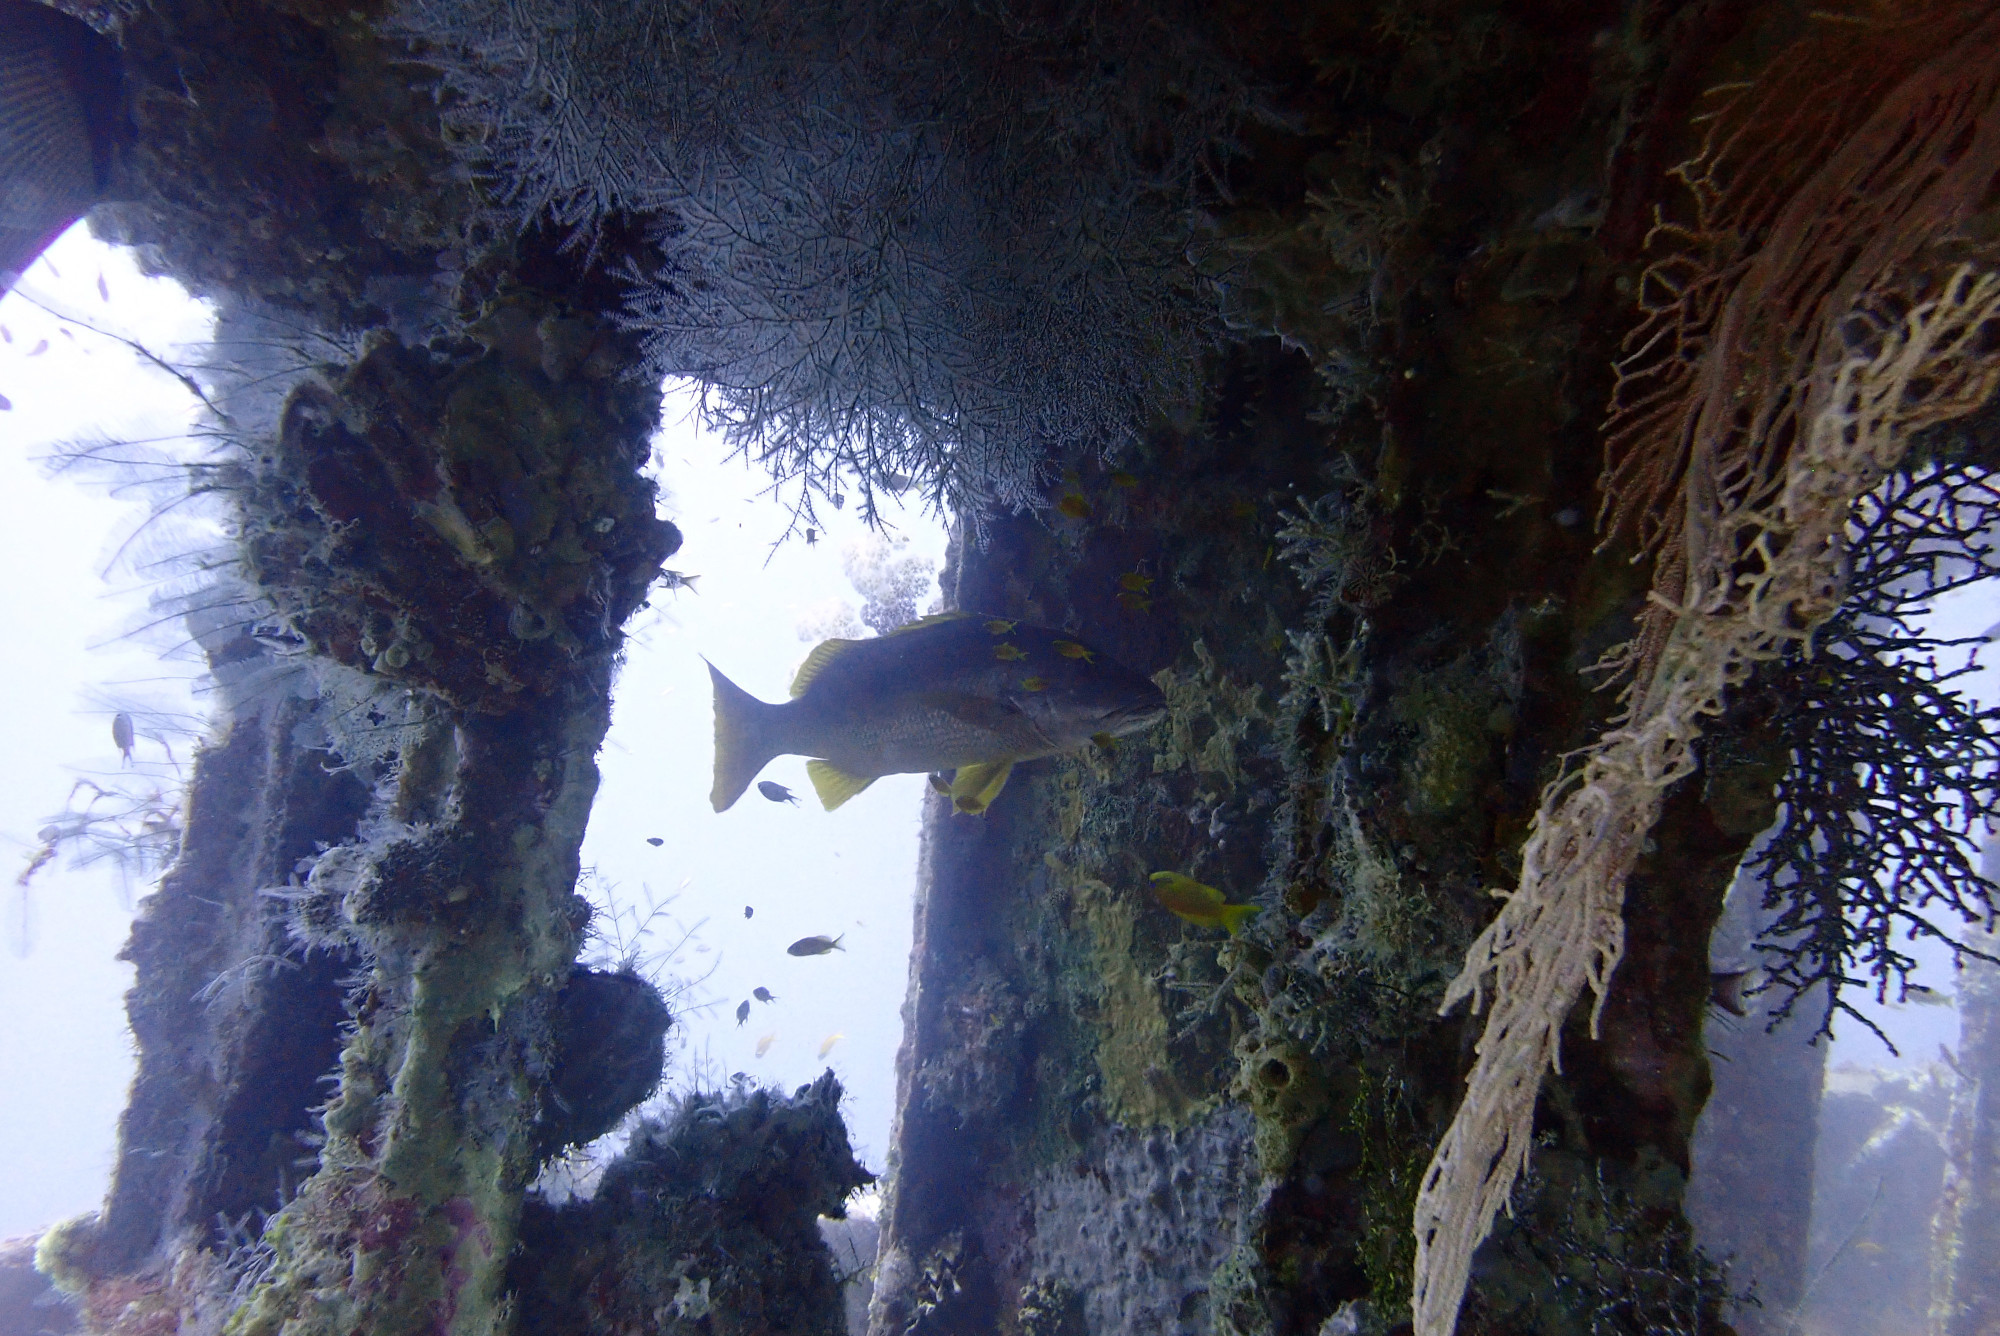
left=1411, top=266, right=2000, bottom=1336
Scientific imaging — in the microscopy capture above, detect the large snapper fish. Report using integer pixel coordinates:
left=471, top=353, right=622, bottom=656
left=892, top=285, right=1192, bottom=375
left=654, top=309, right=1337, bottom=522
left=708, top=612, right=1165, bottom=813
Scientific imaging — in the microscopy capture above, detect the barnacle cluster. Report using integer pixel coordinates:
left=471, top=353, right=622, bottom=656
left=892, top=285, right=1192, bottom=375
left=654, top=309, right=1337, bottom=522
left=233, top=303, right=678, bottom=717
left=1470, top=1159, right=1734, bottom=1336
left=512, top=1073, right=872, bottom=1336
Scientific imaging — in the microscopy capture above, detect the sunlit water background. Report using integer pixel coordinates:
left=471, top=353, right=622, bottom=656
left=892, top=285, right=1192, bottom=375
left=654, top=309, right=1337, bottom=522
left=0, top=225, right=944, bottom=1234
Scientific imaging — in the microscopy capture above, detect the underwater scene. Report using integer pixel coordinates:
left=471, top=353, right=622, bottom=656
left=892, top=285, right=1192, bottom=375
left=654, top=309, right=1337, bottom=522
left=2, top=0, right=1999, bottom=1333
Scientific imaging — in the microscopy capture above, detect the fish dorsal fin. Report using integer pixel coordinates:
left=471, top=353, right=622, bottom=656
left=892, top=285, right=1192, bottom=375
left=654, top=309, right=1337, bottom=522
left=792, top=613, right=976, bottom=696
left=883, top=610, right=975, bottom=637
left=806, top=759, right=877, bottom=810
left=791, top=638, right=864, bottom=697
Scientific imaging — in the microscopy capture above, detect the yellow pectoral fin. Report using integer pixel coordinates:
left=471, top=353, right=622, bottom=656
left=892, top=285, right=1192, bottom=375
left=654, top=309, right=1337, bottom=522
left=806, top=759, right=877, bottom=810
left=949, top=761, right=1015, bottom=815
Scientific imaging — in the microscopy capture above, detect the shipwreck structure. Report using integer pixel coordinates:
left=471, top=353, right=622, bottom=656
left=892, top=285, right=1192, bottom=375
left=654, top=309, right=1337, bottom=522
left=6, top=0, right=2000, bottom=1332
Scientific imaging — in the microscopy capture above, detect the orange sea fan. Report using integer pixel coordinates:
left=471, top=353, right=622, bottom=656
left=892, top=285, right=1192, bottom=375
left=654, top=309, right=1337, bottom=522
left=1598, top=1, right=2000, bottom=675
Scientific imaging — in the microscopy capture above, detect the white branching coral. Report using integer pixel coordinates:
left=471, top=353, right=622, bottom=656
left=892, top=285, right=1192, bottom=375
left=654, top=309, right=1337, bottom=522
left=395, top=0, right=1245, bottom=523
left=841, top=534, right=935, bottom=635
left=1411, top=267, right=2000, bottom=1336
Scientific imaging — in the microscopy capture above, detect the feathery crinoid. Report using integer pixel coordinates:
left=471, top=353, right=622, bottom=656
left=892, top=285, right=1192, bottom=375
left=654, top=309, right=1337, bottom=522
left=1598, top=1, right=2000, bottom=683
left=1414, top=9, right=2000, bottom=1334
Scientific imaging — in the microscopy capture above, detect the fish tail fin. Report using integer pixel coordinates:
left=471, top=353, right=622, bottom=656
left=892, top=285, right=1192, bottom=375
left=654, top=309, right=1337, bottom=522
left=0, top=4, right=122, bottom=295
left=709, top=662, right=784, bottom=812
left=1219, top=904, right=1262, bottom=937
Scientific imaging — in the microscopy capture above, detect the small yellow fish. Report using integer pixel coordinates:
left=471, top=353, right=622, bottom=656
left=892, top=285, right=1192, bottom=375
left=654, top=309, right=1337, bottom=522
left=1110, top=471, right=1139, bottom=489
left=788, top=934, right=846, bottom=956
left=1148, top=872, right=1260, bottom=936
left=994, top=643, right=1028, bottom=661
left=818, top=1032, right=845, bottom=1058
left=1116, top=591, right=1153, bottom=614
left=1118, top=572, right=1153, bottom=593
left=1021, top=676, right=1048, bottom=692
left=1052, top=640, right=1096, bottom=662
left=1057, top=493, right=1090, bottom=520
left=756, top=1033, right=776, bottom=1057
left=984, top=618, right=1019, bottom=634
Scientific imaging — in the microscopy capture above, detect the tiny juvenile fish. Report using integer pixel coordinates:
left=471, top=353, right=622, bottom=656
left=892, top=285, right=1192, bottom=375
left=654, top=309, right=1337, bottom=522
left=112, top=711, right=134, bottom=765
left=753, top=987, right=777, bottom=1003
left=756, top=1033, right=776, bottom=1057
left=1709, top=969, right=1759, bottom=1018
left=1118, top=572, right=1153, bottom=594
left=736, top=999, right=751, bottom=1025
left=788, top=934, right=845, bottom=956
left=983, top=619, right=1018, bottom=634
left=646, top=836, right=664, bottom=846
left=1056, top=493, right=1090, bottom=520
left=993, top=643, right=1028, bottom=661
left=758, top=780, right=800, bottom=805
left=1148, top=872, right=1260, bottom=936
left=1110, top=471, right=1139, bottom=489
left=708, top=612, right=1165, bottom=813
left=744, top=905, right=754, bottom=918
left=819, top=1032, right=845, bottom=1058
